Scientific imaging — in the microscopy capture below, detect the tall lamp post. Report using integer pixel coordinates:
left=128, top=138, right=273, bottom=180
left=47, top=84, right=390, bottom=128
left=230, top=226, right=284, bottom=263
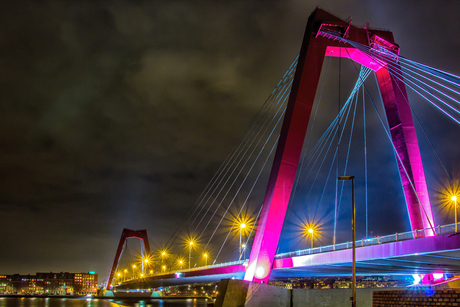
left=204, top=253, right=208, bottom=267
left=144, top=258, right=149, bottom=274
left=189, top=241, right=194, bottom=270
left=453, top=195, right=458, bottom=232
left=132, top=265, right=136, bottom=279
left=239, top=223, right=246, bottom=260
left=338, top=175, right=356, bottom=307
left=308, top=228, right=314, bottom=248
left=161, top=251, right=166, bottom=272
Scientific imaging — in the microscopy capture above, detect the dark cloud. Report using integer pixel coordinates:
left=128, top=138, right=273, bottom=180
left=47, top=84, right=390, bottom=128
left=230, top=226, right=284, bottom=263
left=0, top=0, right=459, bottom=281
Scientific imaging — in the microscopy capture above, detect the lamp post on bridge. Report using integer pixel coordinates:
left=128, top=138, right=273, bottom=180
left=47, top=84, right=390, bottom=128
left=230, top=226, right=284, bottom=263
left=189, top=241, right=194, bottom=270
left=338, top=175, right=356, bottom=307
left=453, top=195, right=458, bottom=232
left=203, top=253, right=208, bottom=267
left=308, top=228, right=314, bottom=248
left=144, top=258, right=149, bottom=274
left=161, top=251, right=166, bottom=272
left=132, top=265, right=136, bottom=280
left=239, top=223, right=246, bottom=260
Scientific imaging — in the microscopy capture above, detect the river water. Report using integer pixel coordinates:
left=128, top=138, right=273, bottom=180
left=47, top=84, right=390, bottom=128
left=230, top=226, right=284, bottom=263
left=0, top=297, right=212, bottom=307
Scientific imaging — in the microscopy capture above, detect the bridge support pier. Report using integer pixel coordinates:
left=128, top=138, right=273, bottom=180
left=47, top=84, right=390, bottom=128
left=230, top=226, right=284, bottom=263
left=215, top=278, right=388, bottom=307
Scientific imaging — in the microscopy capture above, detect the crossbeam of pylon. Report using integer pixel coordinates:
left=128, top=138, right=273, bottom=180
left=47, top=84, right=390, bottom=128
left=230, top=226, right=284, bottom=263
left=244, top=7, right=435, bottom=284
left=105, top=228, right=151, bottom=290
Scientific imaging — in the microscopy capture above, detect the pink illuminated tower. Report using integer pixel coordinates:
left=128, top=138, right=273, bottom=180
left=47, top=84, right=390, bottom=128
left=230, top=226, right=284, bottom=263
left=244, top=7, right=435, bottom=284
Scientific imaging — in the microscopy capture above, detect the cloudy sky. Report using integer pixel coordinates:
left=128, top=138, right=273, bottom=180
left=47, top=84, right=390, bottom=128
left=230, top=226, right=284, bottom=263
left=1, top=1, right=459, bottom=281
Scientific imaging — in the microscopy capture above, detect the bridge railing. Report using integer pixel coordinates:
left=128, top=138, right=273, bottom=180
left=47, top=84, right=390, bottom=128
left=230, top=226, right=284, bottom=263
left=138, top=259, right=248, bottom=277
left=275, top=222, right=460, bottom=259
left=185, top=259, right=247, bottom=272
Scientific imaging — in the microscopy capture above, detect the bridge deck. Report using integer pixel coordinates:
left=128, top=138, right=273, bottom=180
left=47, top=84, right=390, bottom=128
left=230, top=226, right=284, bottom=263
left=114, top=232, right=460, bottom=289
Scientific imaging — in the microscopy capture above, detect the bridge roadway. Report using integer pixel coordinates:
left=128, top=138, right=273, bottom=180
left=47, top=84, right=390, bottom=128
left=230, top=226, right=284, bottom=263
left=114, top=224, right=460, bottom=289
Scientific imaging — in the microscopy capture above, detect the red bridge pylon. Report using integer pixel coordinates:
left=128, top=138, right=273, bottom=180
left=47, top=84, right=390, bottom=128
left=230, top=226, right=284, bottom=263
left=105, top=228, right=151, bottom=290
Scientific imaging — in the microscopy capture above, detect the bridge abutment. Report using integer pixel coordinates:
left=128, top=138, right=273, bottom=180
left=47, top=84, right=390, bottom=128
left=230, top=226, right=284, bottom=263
left=215, top=279, right=402, bottom=307
left=215, top=279, right=291, bottom=307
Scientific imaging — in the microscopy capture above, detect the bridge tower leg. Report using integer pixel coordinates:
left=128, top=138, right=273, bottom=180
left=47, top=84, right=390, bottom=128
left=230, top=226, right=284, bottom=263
left=375, top=67, right=435, bottom=233
left=244, top=7, right=435, bottom=284
left=105, top=228, right=151, bottom=290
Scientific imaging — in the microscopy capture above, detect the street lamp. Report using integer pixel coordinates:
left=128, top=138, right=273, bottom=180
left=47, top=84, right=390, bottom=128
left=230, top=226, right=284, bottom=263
left=189, top=241, right=194, bottom=270
left=179, top=260, right=183, bottom=270
left=241, top=243, right=246, bottom=259
left=338, top=175, right=356, bottom=307
left=453, top=195, right=458, bottom=232
left=161, top=251, right=166, bottom=270
left=239, top=223, right=246, bottom=260
left=132, top=265, right=136, bottom=279
left=308, top=228, right=314, bottom=248
left=162, top=265, right=166, bottom=273
left=124, top=269, right=127, bottom=282
left=144, top=258, right=149, bottom=274
left=203, top=253, right=208, bottom=267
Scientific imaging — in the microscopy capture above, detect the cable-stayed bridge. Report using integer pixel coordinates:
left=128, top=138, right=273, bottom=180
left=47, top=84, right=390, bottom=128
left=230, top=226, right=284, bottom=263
left=104, top=7, right=460, bottom=291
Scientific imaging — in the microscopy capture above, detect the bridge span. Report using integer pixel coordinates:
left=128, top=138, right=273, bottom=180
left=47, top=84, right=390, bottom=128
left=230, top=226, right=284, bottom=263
left=113, top=224, right=460, bottom=289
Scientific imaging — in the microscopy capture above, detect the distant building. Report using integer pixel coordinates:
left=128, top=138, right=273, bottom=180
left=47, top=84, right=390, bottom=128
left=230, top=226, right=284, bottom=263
left=0, top=272, right=97, bottom=295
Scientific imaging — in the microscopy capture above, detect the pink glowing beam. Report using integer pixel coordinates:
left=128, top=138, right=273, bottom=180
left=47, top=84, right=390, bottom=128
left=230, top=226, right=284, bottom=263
left=273, top=233, right=460, bottom=270
left=325, top=46, right=384, bottom=71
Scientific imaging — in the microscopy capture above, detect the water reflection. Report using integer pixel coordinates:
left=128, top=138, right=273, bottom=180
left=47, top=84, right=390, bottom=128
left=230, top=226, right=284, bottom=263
left=0, top=297, right=211, bottom=307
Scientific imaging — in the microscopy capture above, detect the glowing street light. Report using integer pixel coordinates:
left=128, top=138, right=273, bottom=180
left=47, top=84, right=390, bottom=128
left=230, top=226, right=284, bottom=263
left=453, top=195, right=458, bottom=232
left=203, top=253, right=208, bottom=267
left=160, top=250, right=167, bottom=271
left=338, top=175, right=356, bottom=307
left=162, top=265, right=166, bottom=273
left=308, top=228, right=314, bottom=248
left=239, top=223, right=246, bottom=260
left=189, top=241, right=194, bottom=270
left=124, top=269, right=127, bottom=282
left=143, top=258, right=149, bottom=274
left=302, top=223, right=319, bottom=249
left=132, top=265, right=136, bottom=279
left=179, top=260, right=183, bottom=270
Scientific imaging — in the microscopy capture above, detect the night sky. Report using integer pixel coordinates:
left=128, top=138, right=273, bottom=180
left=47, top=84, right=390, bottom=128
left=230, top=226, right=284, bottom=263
left=1, top=1, right=459, bottom=282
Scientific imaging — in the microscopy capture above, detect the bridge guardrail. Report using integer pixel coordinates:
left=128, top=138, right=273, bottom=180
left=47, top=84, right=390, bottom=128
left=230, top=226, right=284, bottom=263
left=138, top=259, right=248, bottom=278
left=275, top=222, right=460, bottom=259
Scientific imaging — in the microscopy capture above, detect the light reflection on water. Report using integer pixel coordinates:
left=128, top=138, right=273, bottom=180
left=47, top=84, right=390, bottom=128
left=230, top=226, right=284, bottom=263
left=0, top=297, right=211, bottom=307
